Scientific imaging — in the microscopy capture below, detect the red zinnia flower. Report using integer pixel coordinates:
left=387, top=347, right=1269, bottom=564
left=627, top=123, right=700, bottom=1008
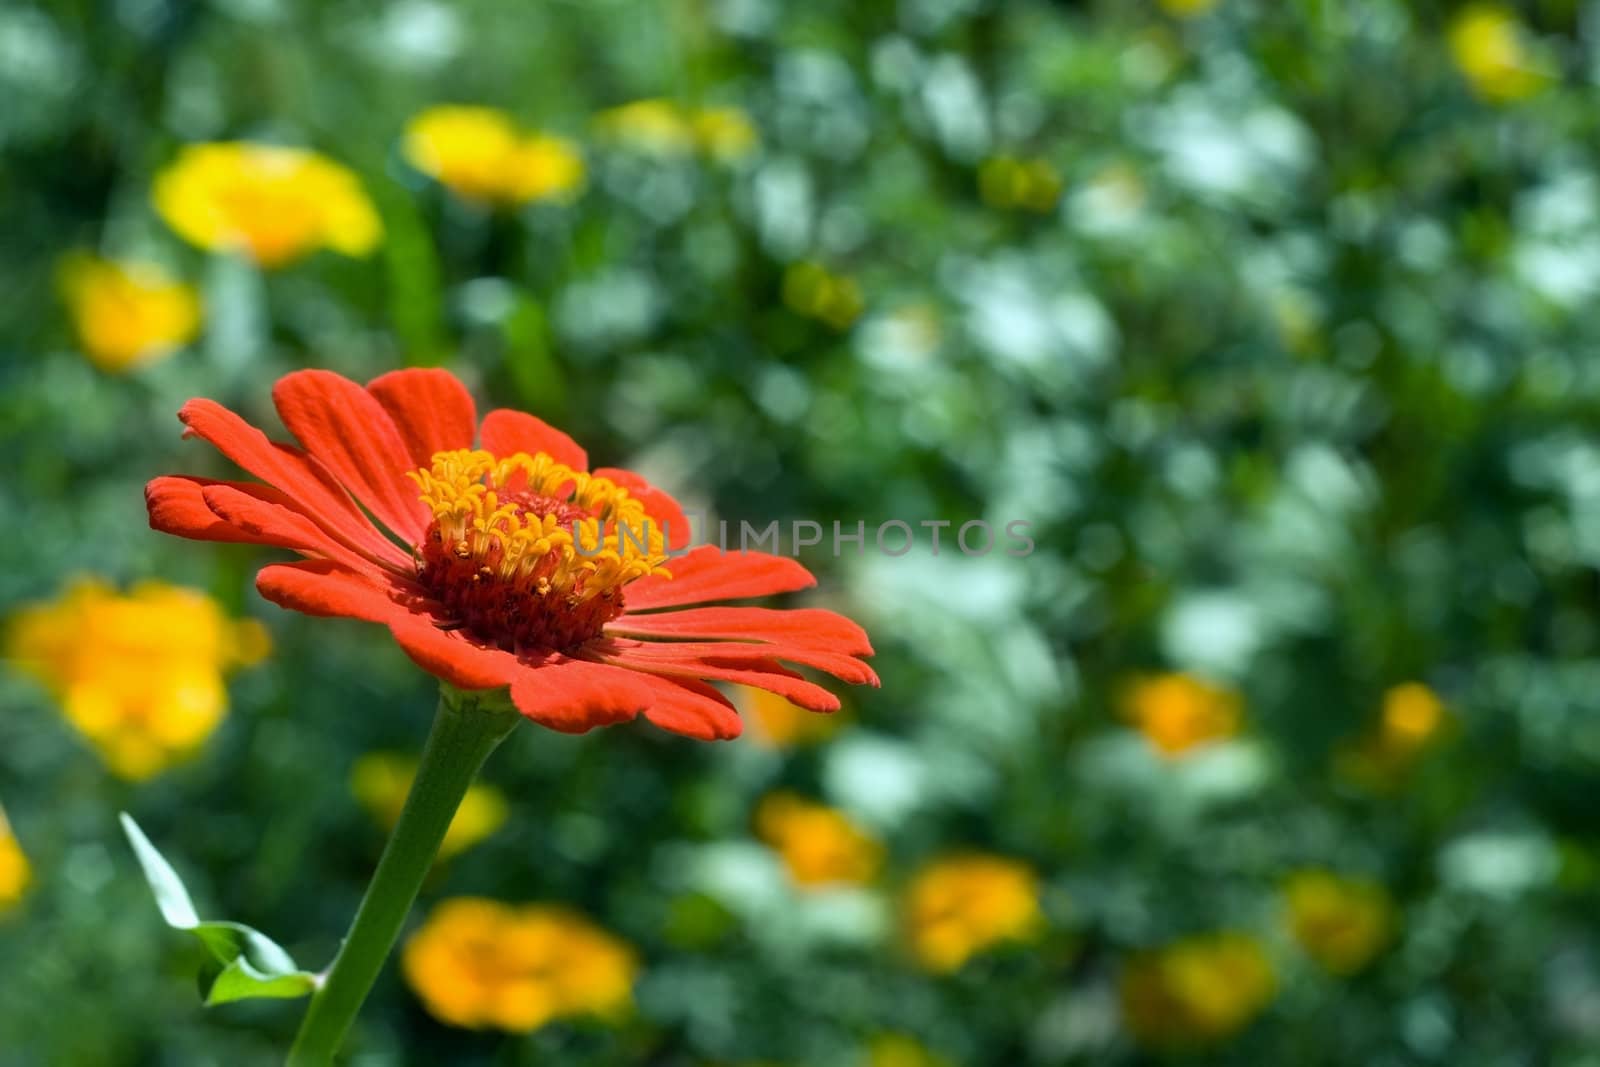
left=145, top=369, right=876, bottom=739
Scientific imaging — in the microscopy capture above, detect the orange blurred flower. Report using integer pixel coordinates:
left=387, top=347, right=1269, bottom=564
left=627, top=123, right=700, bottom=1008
left=402, top=898, right=636, bottom=1031
left=903, top=854, right=1041, bottom=973
left=1121, top=673, right=1241, bottom=757
left=6, top=579, right=268, bottom=779
left=1120, top=932, right=1274, bottom=1047
left=1283, top=870, right=1394, bottom=975
left=755, top=792, right=881, bottom=889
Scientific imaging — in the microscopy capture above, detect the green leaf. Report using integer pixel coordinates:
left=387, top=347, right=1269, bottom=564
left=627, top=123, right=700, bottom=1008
left=119, top=814, right=319, bottom=1005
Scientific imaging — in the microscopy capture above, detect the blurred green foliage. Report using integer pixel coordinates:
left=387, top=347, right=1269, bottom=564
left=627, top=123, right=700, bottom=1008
left=5, top=0, right=1600, bottom=1064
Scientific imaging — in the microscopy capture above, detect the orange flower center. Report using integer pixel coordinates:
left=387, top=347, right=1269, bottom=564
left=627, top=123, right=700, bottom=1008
left=409, top=449, right=670, bottom=653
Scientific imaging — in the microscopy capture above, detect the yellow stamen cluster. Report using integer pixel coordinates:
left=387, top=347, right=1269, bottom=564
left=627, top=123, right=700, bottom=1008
left=409, top=449, right=670, bottom=652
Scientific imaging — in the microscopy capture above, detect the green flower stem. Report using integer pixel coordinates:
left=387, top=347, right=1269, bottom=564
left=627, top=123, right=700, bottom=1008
left=286, top=687, right=520, bottom=1066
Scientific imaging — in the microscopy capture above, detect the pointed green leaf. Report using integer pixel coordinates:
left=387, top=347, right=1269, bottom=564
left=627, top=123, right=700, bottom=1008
left=120, top=814, right=319, bottom=1005
left=120, top=812, right=200, bottom=928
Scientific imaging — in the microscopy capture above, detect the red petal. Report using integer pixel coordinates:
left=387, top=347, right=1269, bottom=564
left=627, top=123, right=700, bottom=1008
left=178, top=398, right=411, bottom=568
left=594, top=467, right=691, bottom=550
left=387, top=616, right=522, bottom=691
left=508, top=657, right=654, bottom=733
left=256, top=560, right=518, bottom=690
left=608, top=606, right=873, bottom=654
left=202, top=485, right=407, bottom=583
left=479, top=409, right=587, bottom=470
left=367, top=368, right=477, bottom=469
left=256, top=559, right=423, bottom=622
left=607, top=638, right=879, bottom=687
left=273, top=370, right=430, bottom=543
left=590, top=646, right=841, bottom=712
left=639, top=676, right=743, bottom=741
left=624, top=547, right=816, bottom=611
left=146, top=476, right=297, bottom=546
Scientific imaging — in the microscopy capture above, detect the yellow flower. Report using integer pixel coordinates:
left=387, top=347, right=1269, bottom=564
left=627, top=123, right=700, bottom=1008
left=6, top=579, right=269, bottom=780
left=1336, top=682, right=1450, bottom=787
left=403, top=106, right=585, bottom=206
left=58, top=255, right=200, bottom=373
left=1119, top=932, right=1275, bottom=1047
left=1283, top=870, right=1393, bottom=975
left=755, top=792, right=881, bottom=890
left=350, top=752, right=508, bottom=859
left=783, top=261, right=864, bottom=330
left=865, top=1034, right=948, bottom=1067
left=1449, top=6, right=1550, bottom=103
left=903, top=854, right=1042, bottom=973
left=0, top=807, right=29, bottom=916
left=1381, top=682, right=1447, bottom=754
left=1159, top=0, right=1219, bottom=16
left=978, top=156, right=1063, bottom=213
left=596, top=99, right=697, bottom=154
left=1121, top=673, right=1242, bottom=757
left=597, top=99, right=758, bottom=162
left=691, top=107, right=759, bottom=162
left=153, top=142, right=382, bottom=267
left=402, top=897, right=637, bottom=1032
left=737, top=685, right=841, bottom=748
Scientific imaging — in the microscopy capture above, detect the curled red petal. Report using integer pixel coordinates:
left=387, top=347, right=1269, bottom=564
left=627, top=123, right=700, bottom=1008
left=146, top=476, right=299, bottom=546
left=178, top=398, right=411, bottom=568
left=255, top=559, right=426, bottom=623
left=367, top=368, right=477, bottom=470
left=255, top=560, right=517, bottom=691
left=508, top=656, right=654, bottom=733
left=274, top=370, right=430, bottom=543
left=202, top=485, right=408, bottom=583
left=625, top=547, right=816, bottom=611
left=479, top=408, right=588, bottom=471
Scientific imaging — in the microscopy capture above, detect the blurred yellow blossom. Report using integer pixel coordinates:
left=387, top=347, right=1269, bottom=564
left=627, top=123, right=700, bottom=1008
left=783, top=261, right=864, bottom=330
left=1337, top=682, right=1450, bottom=786
left=738, top=685, right=841, bottom=748
left=598, top=99, right=758, bottom=161
left=1381, top=682, right=1448, bottom=754
left=153, top=142, right=382, bottom=267
left=865, top=1034, right=948, bottom=1067
left=691, top=106, right=759, bottom=161
left=755, top=792, right=881, bottom=890
left=6, top=579, right=269, bottom=780
left=403, top=105, right=584, bottom=206
left=350, top=752, right=508, bottom=859
left=1449, top=6, right=1550, bottom=103
left=402, top=897, right=637, bottom=1032
left=904, top=854, right=1042, bottom=973
left=597, top=99, right=697, bottom=154
left=1159, top=0, right=1219, bottom=16
left=1283, top=870, right=1393, bottom=975
left=1119, top=932, right=1275, bottom=1047
left=1122, top=673, right=1242, bottom=757
left=978, top=156, right=1062, bottom=213
left=0, top=807, right=29, bottom=916
left=58, top=255, right=199, bottom=373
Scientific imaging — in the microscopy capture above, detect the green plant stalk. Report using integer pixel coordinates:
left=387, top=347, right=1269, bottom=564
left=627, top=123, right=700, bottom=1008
left=286, top=688, right=521, bottom=1066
